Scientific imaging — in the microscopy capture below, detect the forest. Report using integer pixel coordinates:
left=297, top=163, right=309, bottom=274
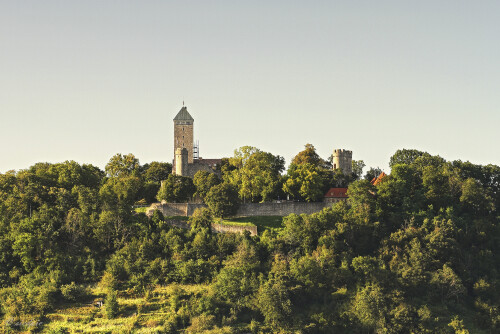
left=0, top=146, right=499, bottom=333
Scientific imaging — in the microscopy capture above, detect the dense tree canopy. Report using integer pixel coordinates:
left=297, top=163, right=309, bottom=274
left=105, top=153, right=140, bottom=178
left=204, top=183, right=239, bottom=218
left=0, top=149, right=499, bottom=333
left=291, top=143, right=328, bottom=168
left=156, top=174, right=196, bottom=203
left=282, top=163, right=325, bottom=202
left=193, top=170, right=221, bottom=202
left=225, top=146, right=285, bottom=202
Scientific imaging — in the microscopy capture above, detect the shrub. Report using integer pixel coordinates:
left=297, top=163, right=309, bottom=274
left=186, top=314, right=216, bottom=333
left=60, top=282, right=88, bottom=302
left=104, top=289, right=119, bottom=319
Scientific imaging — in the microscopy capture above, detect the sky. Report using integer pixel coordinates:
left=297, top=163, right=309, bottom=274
left=1, top=1, right=499, bottom=174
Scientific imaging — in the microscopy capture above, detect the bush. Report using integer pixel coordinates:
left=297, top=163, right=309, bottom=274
left=186, top=314, right=216, bottom=333
left=0, top=277, right=57, bottom=317
left=104, top=289, right=119, bottom=319
left=60, top=282, right=88, bottom=302
left=47, top=327, right=69, bottom=334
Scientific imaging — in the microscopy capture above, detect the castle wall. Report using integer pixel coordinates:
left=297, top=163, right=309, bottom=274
left=236, top=202, right=329, bottom=216
left=157, top=219, right=257, bottom=236
left=147, top=202, right=189, bottom=216
left=147, top=201, right=330, bottom=218
left=212, top=223, right=258, bottom=236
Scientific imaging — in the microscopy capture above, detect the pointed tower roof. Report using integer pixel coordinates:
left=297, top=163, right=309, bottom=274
left=173, top=106, right=194, bottom=121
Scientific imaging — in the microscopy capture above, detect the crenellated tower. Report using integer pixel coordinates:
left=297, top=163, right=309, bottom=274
left=332, top=149, right=352, bottom=175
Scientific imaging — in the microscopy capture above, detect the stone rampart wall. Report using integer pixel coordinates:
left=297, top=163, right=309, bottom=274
left=147, top=201, right=329, bottom=218
left=236, top=202, right=329, bottom=216
left=162, top=219, right=257, bottom=236
left=147, top=203, right=188, bottom=216
left=212, top=223, right=258, bottom=236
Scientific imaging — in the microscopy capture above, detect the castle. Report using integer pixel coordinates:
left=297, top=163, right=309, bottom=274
left=172, top=106, right=221, bottom=177
left=171, top=105, right=353, bottom=177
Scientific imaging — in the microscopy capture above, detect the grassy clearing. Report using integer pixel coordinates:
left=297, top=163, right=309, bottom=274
left=165, top=215, right=189, bottom=221
left=134, top=207, right=148, bottom=213
left=41, top=284, right=210, bottom=333
left=221, top=216, right=284, bottom=233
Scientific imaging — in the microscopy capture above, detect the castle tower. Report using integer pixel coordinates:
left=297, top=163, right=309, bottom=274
left=173, top=106, right=194, bottom=170
left=175, top=148, right=188, bottom=176
left=332, top=149, right=352, bottom=175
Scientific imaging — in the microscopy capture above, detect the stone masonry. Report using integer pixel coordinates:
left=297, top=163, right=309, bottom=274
left=332, top=149, right=352, bottom=174
left=173, top=106, right=194, bottom=167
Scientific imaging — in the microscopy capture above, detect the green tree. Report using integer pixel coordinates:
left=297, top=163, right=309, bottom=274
left=100, top=176, right=142, bottom=210
left=213, top=242, right=260, bottom=310
left=283, top=163, right=325, bottom=202
left=104, top=289, right=119, bottom=319
left=193, top=171, right=220, bottom=202
left=105, top=153, right=140, bottom=178
left=141, top=161, right=172, bottom=183
left=365, top=167, right=383, bottom=181
left=291, top=143, right=328, bottom=168
left=460, top=178, right=495, bottom=215
left=389, top=149, right=429, bottom=169
left=226, top=146, right=284, bottom=202
left=347, top=179, right=376, bottom=223
left=205, top=183, right=239, bottom=218
left=189, top=208, right=213, bottom=230
left=156, top=174, right=195, bottom=203
left=352, top=160, right=366, bottom=179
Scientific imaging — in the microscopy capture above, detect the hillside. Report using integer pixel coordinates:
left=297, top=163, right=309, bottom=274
left=0, top=149, right=499, bottom=333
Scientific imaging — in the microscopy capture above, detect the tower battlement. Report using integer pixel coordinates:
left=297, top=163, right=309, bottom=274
left=332, top=148, right=352, bottom=174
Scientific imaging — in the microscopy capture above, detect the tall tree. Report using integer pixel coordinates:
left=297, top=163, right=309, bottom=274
left=291, top=144, right=328, bottom=169
left=226, top=146, right=284, bottom=202
left=105, top=153, right=140, bottom=178
left=156, top=174, right=195, bottom=203
left=205, top=183, right=239, bottom=218
left=352, top=160, right=366, bottom=180
left=389, top=149, right=429, bottom=169
left=283, top=163, right=325, bottom=202
left=141, top=162, right=172, bottom=183
left=193, top=171, right=221, bottom=202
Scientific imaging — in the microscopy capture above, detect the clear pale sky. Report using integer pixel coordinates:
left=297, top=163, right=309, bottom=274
left=1, top=1, right=499, bottom=174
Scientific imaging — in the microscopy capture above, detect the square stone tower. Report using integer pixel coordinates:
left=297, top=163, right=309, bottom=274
left=173, top=106, right=194, bottom=167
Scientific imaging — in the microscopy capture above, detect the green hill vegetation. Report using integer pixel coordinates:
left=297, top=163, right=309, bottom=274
left=0, top=147, right=499, bottom=333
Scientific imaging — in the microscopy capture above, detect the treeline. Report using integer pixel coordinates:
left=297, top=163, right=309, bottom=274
left=0, top=148, right=499, bottom=333
left=158, top=144, right=362, bottom=207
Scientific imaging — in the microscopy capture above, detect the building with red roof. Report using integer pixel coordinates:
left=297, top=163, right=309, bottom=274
left=324, top=187, right=348, bottom=203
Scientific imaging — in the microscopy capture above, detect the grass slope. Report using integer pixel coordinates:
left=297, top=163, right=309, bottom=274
left=220, top=216, right=284, bottom=233
left=42, top=284, right=217, bottom=333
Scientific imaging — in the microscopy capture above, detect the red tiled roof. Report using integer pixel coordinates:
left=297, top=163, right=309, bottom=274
left=370, top=172, right=387, bottom=186
left=324, top=187, right=348, bottom=198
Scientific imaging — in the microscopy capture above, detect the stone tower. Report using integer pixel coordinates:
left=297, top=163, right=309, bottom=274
left=175, top=148, right=188, bottom=176
left=173, top=106, right=194, bottom=169
left=332, top=149, right=352, bottom=174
